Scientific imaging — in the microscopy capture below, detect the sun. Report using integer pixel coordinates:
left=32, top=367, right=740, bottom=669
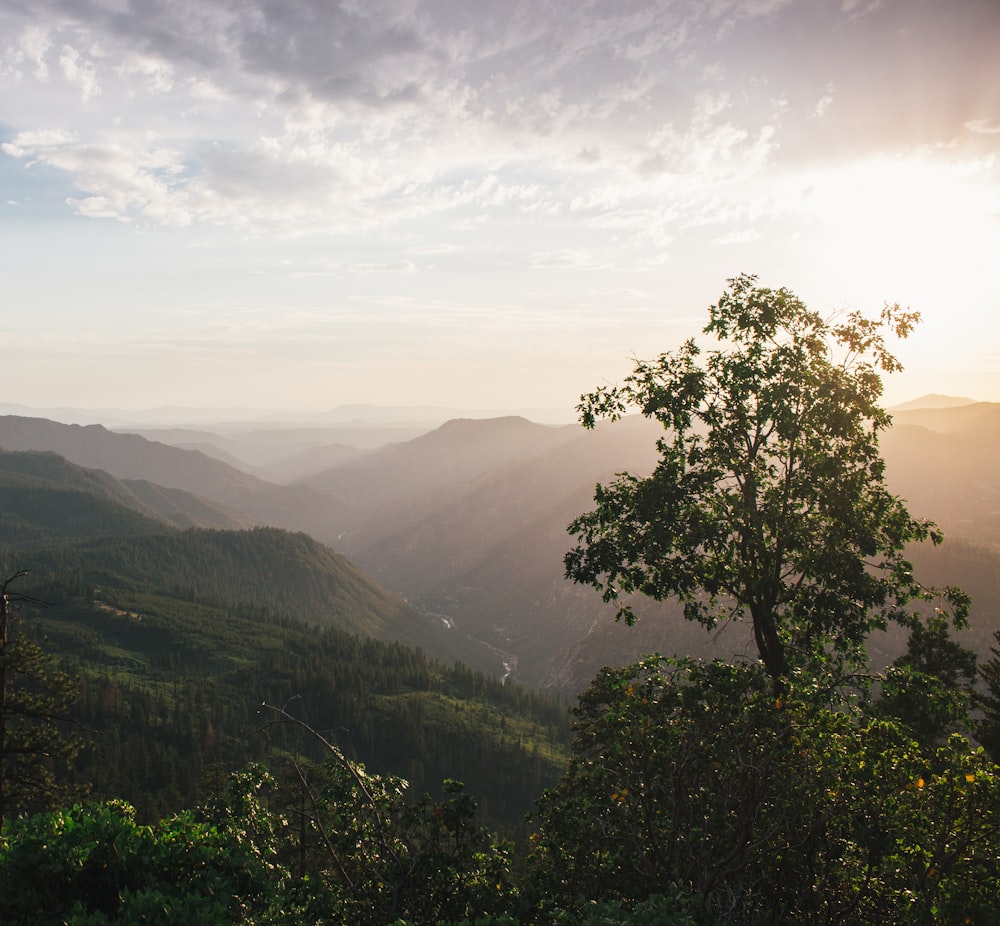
left=760, top=151, right=1000, bottom=402
left=802, top=154, right=997, bottom=301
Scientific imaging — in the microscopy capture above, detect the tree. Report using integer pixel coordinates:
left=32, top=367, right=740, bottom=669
left=0, top=571, right=82, bottom=826
left=565, top=274, right=968, bottom=689
left=0, top=779, right=280, bottom=925
left=977, top=630, right=1000, bottom=761
left=878, top=615, right=978, bottom=746
left=529, top=656, right=1000, bottom=924
left=257, top=702, right=517, bottom=925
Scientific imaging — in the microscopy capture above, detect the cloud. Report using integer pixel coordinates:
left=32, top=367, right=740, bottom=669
left=966, top=118, right=1000, bottom=135
left=4, top=129, right=191, bottom=224
left=293, top=259, right=417, bottom=278
left=7, top=26, right=52, bottom=81
left=812, top=83, right=835, bottom=118
left=2, top=128, right=78, bottom=157
left=1, top=0, right=996, bottom=245
left=529, top=249, right=599, bottom=270
left=713, top=228, right=762, bottom=245
left=117, top=53, right=175, bottom=94
left=839, top=0, right=884, bottom=18
left=59, top=44, right=101, bottom=101
left=639, top=95, right=778, bottom=182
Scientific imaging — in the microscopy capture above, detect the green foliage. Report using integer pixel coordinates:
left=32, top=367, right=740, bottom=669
left=307, top=767, right=515, bottom=924
left=977, top=630, right=1000, bottom=762
left=877, top=614, right=979, bottom=745
left=0, top=754, right=522, bottom=926
left=565, top=274, right=968, bottom=686
left=1, top=571, right=83, bottom=826
left=1, top=538, right=569, bottom=828
left=255, top=702, right=518, bottom=924
left=0, top=783, right=277, bottom=925
left=529, top=657, right=1000, bottom=924
left=435, top=890, right=708, bottom=926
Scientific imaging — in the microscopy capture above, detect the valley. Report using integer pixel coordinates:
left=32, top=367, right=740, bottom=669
left=3, top=397, right=998, bottom=695
left=1, top=395, right=998, bottom=824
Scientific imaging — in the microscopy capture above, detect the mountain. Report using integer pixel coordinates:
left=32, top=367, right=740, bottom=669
left=0, top=415, right=351, bottom=542
left=0, top=449, right=253, bottom=543
left=300, top=416, right=578, bottom=527
left=889, top=394, right=978, bottom=412
left=6, top=404, right=1000, bottom=695
left=890, top=400, right=1000, bottom=434
left=0, top=456, right=499, bottom=671
left=306, top=415, right=757, bottom=689
left=0, top=458, right=571, bottom=825
left=293, top=405, right=1000, bottom=692
left=119, top=425, right=411, bottom=480
left=881, top=401, right=1000, bottom=547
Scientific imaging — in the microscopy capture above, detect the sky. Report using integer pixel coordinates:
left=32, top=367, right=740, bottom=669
left=2, top=0, right=999, bottom=421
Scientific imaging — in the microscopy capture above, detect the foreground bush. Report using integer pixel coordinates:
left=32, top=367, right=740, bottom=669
left=0, top=757, right=518, bottom=926
left=528, top=658, right=1000, bottom=925
left=4, top=662, right=999, bottom=925
left=0, top=797, right=276, bottom=924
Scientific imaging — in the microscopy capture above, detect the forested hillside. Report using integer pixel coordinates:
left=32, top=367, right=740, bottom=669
left=0, top=448, right=252, bottom=541
left=6, top=403, right=1000, bottom=694
left=0, top=454, right=570, bottom=831
left=30, top=582, right=568, bottom=826
left=0, top=416, right=351, bottom=543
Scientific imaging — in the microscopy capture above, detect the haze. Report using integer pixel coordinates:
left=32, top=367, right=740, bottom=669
left=2, top=0, right=999, bottom=418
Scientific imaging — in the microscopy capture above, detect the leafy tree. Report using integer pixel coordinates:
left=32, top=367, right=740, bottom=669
left=0, top=571, right=82, bottom=826
left=565, top=274, right=968, bottom=689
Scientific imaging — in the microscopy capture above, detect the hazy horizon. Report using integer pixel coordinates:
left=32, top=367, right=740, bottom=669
left=2, top=0, right=999, bottom=414
left=0, top=390, right=991, bottom=433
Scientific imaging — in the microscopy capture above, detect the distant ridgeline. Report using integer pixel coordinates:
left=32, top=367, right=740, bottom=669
left=4, top=408, right=1000, bottom=695
left=0, top=448, right=570, bottom=827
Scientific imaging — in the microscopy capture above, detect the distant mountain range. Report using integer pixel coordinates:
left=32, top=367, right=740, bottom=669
left=2, top=396, right=998, bottom=692
left=0, top=402, right=575, bottom=429
left=0, top=439, right=494, bottom=673
left=889, top=394, right=979, bottom=411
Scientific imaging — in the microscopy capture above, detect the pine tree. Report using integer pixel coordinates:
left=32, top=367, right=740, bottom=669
left=976, top=630, right=1000, bottom=761
left=878, top=614, right=978, bottom=745
left=0, top=571, right=82, bottom=826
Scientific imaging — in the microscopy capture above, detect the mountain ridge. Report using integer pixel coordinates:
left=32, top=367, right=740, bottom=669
left=4, top=404, right=1000, bottom=693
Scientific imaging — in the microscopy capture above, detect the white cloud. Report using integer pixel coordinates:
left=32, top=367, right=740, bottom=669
left=714, top=228, right=762, bottom=244
left=0, top=2, right=781, bottom=242
left=812, top=83, right=835, bottom=118
left=529, top=249, right=599, bottom=270
left=2, top=128, right=77, bottom=157
left=59, top=44, right=101, bottom=101
left=966, top=118, right=1000, bottom=136
left=117, top=53, right=175, bottom=93
left=12, top=26, right=52, bottom=81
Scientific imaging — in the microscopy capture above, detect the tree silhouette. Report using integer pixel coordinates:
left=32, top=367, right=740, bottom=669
left=566, top=274, right=968, bottom=690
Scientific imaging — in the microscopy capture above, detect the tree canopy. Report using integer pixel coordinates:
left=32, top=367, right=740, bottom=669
left=565, top=274, right=968, bottom=687
left=0, top=571, right=82, bottom=826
